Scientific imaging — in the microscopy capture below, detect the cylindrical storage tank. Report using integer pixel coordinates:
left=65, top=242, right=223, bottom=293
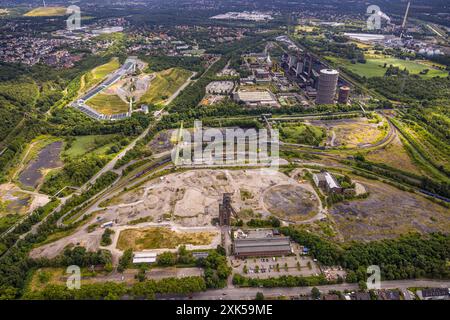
left=316, top=69, right=339, bottom=105
left=289, top=55, right=298, bottom=69
left=338, top=86, right=350, bottom=104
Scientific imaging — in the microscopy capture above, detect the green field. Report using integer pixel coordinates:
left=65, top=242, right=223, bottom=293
left=329, top=56, right=448, bottom=79
left=86, top=94, right=129, bottom=115
left=64, top=134, right=121, bottom=160
left=82, top=58, right=120, bottom=92
left=278, top=123, right=326, bottom=146
left=24, top=6, right=67, bottom=17
left=139, top=68, right=192, bottom=106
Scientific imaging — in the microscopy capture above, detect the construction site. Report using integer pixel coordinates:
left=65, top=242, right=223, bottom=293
left=29, top=169, right=323, bottom=261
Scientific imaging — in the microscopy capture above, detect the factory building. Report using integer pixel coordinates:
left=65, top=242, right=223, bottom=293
left=338, top=86, right=350, bottom=104
left=133, top=252, right=157, bottom=264
left=316, top=69, right=339, bottom=105
left=233, top=236, right=292, bottom=258
left=233, top=90, right=280, bottom=108
left=254, top=68, right=271, bottom=83
left=313, top=171, right=343, bottom=194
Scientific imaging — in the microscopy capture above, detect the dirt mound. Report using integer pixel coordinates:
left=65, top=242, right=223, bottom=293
left=263, top=184, right=319, bottom=221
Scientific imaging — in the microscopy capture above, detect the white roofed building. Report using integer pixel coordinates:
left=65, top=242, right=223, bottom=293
left=233, top=90, right=280, bottom=108
left=133, top=252, right=157, bottom=264
left=313, top=171, right=343, bottom=194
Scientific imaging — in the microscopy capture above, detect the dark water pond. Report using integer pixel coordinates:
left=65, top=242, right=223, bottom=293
left=19, top=141, right=63, bottom=188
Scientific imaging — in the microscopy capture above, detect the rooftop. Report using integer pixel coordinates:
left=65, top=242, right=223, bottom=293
left=133, top=252, right=157, bottom=264
left=324, top=172, right=340, bottom=189
left=320, top=69, right=339, bottom=75
left=235, top=91, right=276, bottom=102
left=234, top=236, right=291, bottom=255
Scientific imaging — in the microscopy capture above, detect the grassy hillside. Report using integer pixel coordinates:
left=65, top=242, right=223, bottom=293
left=327, top=56, right=448, bottom=79
left=24, top=7, right=67, bottom=17
left=63, top=134, right=123, bottom=159
left=86, top=94, right=129, bottom=115
left=139, top=68, right=192, bottom=106
left=82, top=58, right=120, bottom=92
left=278, top=123, right=326, bottom=146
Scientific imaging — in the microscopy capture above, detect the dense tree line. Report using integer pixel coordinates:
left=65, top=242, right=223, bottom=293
left=22, top=276, right=206, bottom=300
left=233, top=274, right=331, bottom=288
left=157, top=100, right=366, bottom=132
left=49, top=110, right=152, bottom=137
left=197, top=247, right=231, bottom=289
left=0, top=54, right=149, bottom=180
left=156, top=246, right=196, bottom=267
left=58, top=171, right=119, bottom=223
left=32, top=246, right=112, bottom=269
left=280, top=227, right=450, bottom=282
left=0, top=200, right=59, bottom=256
left=40, top=156, right=110, bottom=196
left=117, top=249, right=133, bottom=273
left=202, top=118, right=263, bottom=129
left=351, top=157, right=450, bottom=199
left=0, top=171, right=120, bottom=299
left=247, top=216, right=281, bottom=228
left=367, top=76, right=450, bottom=102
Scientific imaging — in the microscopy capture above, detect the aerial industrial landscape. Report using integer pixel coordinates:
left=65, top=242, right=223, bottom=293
left=0, top=0, right=449, bottom=305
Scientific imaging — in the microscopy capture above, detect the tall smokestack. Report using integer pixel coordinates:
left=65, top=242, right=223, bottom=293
left=402, top=1, right=411, bottom=29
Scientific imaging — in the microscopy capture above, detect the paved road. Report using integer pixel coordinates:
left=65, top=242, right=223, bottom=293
left=189, top=279, right=450, bottom=300
left=84, top=67, right=201, bottom=189
left=164, top=71, right=197, bottom=106
left=79, top=126, right=151, bottom=193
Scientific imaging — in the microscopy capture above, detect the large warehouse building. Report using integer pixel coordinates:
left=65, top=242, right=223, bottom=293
left=233, top=90, right=280, bottom=108
left=233, top=236, right=292, bottom=258
left=316, top=69, right=339, bottom=105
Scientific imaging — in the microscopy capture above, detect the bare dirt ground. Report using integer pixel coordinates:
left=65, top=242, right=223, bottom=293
left=30, top=226, right=103, bottom=260
left=330, top=178, right=450, bottom=241
left=262, top=184, right=320, bottom=222
left=30, top=221, right=220, bottom=264
left=0, top=183, right=50, bottom=216
left=29, top=169, right=321, bottom=261
left=18, top=141, right=63, bottom=189
left=101, top=169, right=321, bottom=226
left=29, top=266, right=203, bottom=291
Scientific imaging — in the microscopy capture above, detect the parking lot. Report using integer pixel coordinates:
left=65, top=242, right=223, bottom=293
left=231, top=253, right=321, bottom=279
